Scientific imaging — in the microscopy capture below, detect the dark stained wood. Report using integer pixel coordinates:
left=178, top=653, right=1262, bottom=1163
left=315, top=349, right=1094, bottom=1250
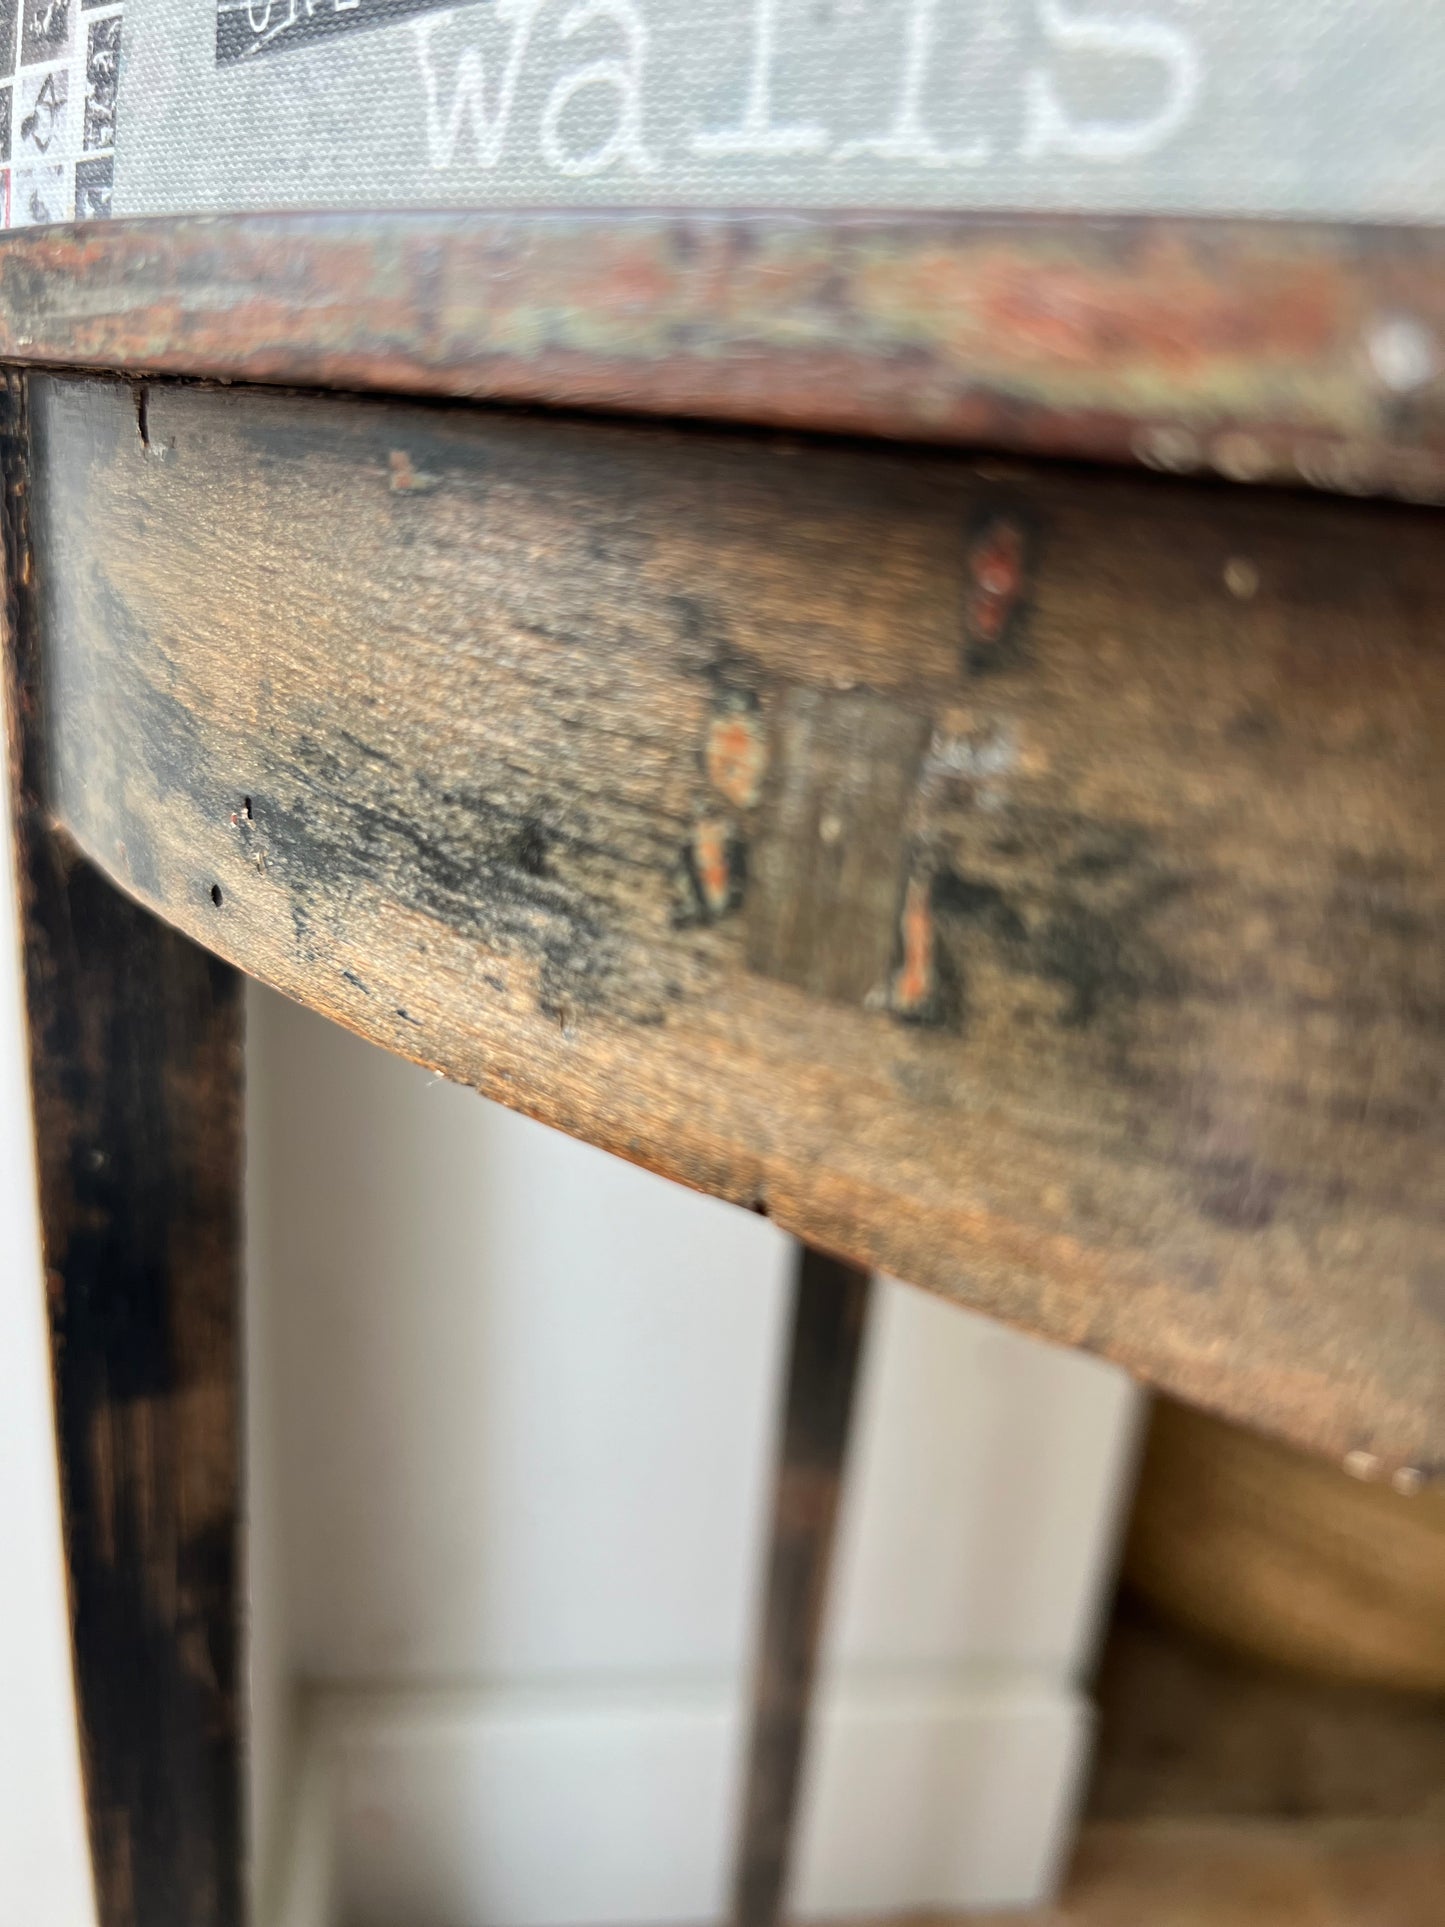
left=733, top=1247, right=873, bottom=1927
left=20, top=373, right=1445, bottom=1479
left=748, top=694, right=929, bottom=1004
left=0, top=213, right=1444, bottom=504
left=1, top=373, right=243, bottom=1927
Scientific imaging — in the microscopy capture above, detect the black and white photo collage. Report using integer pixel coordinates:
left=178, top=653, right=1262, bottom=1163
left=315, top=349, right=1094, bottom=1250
left=0, top=0, right=121, bottom=226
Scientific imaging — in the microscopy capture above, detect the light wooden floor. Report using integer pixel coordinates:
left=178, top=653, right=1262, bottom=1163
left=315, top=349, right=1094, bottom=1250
left=969, top=1596, right=1445, bottom=1925
left=967, top=1818, right=1445, bottom=1925
left=827, top=1597, right=1445, bottom=1924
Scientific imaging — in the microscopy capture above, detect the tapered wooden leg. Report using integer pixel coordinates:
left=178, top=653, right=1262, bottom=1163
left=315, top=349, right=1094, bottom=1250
left=4, top=372, right=244, bottom=1927
left=732, top=1245, right=874, bottom=1927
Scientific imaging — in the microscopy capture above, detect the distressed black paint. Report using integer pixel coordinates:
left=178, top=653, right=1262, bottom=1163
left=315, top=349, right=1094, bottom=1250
left=19, top=371, right=1445, bottom=1479
left=3, top=372, right=243, bottom=1927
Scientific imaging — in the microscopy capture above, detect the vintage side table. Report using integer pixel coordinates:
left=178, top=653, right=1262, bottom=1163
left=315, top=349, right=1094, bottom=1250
left=2, top=212, right=1443, bottom=1926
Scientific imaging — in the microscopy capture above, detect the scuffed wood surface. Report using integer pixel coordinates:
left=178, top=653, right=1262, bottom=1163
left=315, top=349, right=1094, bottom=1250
left=2, top=374, right=243, bottom=1927
left=25, top=373, right=1445, bottom=1477
left=1, top=213, right=1445, bottom=504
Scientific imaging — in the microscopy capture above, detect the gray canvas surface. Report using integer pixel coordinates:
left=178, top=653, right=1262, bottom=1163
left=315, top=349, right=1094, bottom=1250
left=107, top=0, right=1445, bottom=223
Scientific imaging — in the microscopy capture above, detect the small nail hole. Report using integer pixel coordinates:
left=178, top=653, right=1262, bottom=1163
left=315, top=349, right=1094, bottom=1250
left=210, top=884, right=224, bottom=907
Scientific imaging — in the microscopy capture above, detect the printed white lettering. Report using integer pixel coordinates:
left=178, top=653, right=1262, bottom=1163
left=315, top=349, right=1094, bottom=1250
left=692, top=0, right=828, bottom=156
left=541, top=0, right=657, bottom=175
left=1022, top=0, right=1201, bottom=160
left=838, top=0, right=989, bottom=164
left=415, top=0, right=546, bottom=169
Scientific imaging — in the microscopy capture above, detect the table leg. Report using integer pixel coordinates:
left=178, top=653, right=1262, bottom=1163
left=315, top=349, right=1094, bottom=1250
left=4, top=370, right=245, bottom=1927
left=732, top=1245, right=874, bottom=1927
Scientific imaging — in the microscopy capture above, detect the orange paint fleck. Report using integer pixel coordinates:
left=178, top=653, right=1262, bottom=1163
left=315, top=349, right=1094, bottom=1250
left=706, top=710, right=767, bottom=810
left=693, top=817, right=733, bottom=916
left=965, top=516, right=1026, bottom=649
left=892, top=876, right=934, bottom=1013
left=389, top=448, right=440, bottom=493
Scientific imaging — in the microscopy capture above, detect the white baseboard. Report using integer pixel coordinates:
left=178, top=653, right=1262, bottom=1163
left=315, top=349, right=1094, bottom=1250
left=792, top=1671, right=1091, bottom=1917
left=269, top=1672, right=1091, bottom=1927
left=270, top=1697, right=338, bottom=1927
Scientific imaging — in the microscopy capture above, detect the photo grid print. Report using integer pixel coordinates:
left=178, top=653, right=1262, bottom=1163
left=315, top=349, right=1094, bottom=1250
left=0, top=0, right=121, bottom=226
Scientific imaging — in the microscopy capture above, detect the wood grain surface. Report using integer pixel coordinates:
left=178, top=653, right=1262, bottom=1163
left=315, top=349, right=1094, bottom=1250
left=24, top=372, right=1445, bottom=1478
left=1, top=214, right=1444, bottom=506
left=2, top=376, right=243, bottom=1925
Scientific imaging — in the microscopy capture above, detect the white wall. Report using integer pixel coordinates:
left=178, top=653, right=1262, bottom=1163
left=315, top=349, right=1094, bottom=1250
left=0, top=761, right=96, bottom=1927
left=248, top=984, right=1142, bottom=1925
left=251, top=983, right=791, bottom=1689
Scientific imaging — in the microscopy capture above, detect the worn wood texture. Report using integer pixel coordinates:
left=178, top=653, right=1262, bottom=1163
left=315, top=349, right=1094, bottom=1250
left=0, top=214, right=1443, bottom=504
left=733, top=1248, right=872, bottom=1927
left=24, top=373, right=1445, bottom=1478
left=2, top=373, right=243, bottom=1927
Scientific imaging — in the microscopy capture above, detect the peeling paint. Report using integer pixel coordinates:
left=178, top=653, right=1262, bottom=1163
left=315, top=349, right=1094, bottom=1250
left=962, top=513, right=1029, bottom=673
left=686, top=814, right=744, bottom=920
left=891, top=874, right=935, bottom=1017
left=388, top=448, right=441, bottom=493
left=705, top=701, right=768, bottom=810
